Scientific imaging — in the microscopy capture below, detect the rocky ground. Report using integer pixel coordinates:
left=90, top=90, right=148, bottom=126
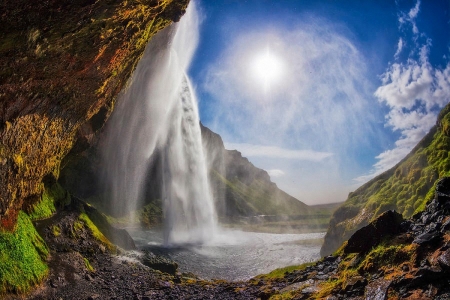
left=4, top=178, right=450, bottom=299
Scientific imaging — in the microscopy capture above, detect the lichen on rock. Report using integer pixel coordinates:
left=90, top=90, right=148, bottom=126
left=0, top=0, right=189, bottom=229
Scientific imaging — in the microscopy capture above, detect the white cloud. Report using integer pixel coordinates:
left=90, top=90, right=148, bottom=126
left=354, top=1, right=450, bottom=184
left=394, top=38, right=404, bottom=59
left=398, top=0, right=421, bottom=35
left=225, top=143, right=333, bottom=162
left=268, top=169, right=285, bottom=178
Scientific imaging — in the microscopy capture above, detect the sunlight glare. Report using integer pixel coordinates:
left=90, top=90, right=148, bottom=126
left=250, top=48, right=284, bottom=92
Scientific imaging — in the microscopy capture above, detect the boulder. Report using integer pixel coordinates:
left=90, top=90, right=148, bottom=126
left=344, top=210, right=404, bottom=254
left=142, top=252, right=178, bottom=275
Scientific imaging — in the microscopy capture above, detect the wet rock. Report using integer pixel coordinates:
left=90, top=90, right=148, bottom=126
left=413, top=231, right=442, bottom=245
left=437, top=249, right=450, bottom=269
left=343, top=276, right=367, bottom=292
left=344, top=211, right=404, bottom=254
left=141, top=252, right=178, bottom=275
left=365, top=278, right=391, bottom=300
left=441, top=218, right=450, bottom=232
left=436, top=177, right=450, bottom=196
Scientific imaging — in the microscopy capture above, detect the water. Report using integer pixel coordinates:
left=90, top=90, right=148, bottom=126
left=130, top=229, right=324, bottom=281
left=101, top=1, right=217, bottom=245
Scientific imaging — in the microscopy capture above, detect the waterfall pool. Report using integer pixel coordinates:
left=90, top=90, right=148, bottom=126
left=129, top=229, right=324, bottom=281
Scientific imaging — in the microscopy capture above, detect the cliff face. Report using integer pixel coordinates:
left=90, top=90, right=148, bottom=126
left=0, top=0, right=189, bottom=230
left=200, top=123, right=310, bottom=219
left=321, top=103, right=450, bottom=256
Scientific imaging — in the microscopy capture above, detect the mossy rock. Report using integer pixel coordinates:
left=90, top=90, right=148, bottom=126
left=0, top=211, right=49, bottom=294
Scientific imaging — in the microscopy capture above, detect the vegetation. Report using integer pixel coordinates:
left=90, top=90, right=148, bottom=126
left=83, top=257, right=95, bottom=273
left=27, top=181, right=70, bottom=221
left=322, top=103, right=450, bottom=255
left=256, top=263, right=315, bottom=280
left=78, top=213, right=114, bottom=251
left=0, top=211, right=49, bottom=294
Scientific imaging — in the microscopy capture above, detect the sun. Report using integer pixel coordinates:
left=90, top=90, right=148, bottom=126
left=250, top=48, right=285, bottom=92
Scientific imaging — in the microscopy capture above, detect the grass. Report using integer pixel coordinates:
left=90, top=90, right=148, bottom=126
left=0, top=211, right=49, bottom=294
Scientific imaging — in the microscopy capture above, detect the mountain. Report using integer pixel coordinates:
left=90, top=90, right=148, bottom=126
left=200, top=123, right=310, bottom=220
left=321, top=102, right=450, bottom=256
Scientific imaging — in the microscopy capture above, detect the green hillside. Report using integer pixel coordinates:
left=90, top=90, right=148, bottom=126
left=321, top=103, right=450, bottom=256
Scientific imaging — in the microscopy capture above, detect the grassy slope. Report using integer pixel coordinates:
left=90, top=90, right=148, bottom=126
left=321, top=103, right=450, bottom=256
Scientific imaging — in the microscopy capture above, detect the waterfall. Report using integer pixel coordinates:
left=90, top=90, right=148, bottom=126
left=101, top=1, right=217, bottom=245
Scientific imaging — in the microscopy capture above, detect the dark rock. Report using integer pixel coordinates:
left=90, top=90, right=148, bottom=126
left=365, top=278, right=391, bottom=300
left=343, top=276, right=367, bottom=292
left=344, top=210, right=404, bottom=254
left=438, top=249, right=450, bottom=269
left=436, top=177, right=450, bottom=196
left=142, top=253, right=178, bottom=275
left=413, top=231, right=442, bottom=245
left=80, top=199, right=136, bottom=250
left=441, top=218, right=450, bottom=232
left=85, top=273, right=94, bottom=281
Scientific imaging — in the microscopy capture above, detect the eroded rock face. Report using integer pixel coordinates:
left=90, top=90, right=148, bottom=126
left=0, top=0, right=189, bottom=229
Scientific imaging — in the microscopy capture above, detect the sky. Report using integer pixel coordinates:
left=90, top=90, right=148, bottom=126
left=187, top=0, right=450, bottom=205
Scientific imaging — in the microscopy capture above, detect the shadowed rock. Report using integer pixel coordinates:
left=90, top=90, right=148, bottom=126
left=344, top=210, right=404, bottom=254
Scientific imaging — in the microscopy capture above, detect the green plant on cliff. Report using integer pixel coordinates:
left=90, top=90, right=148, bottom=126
left=322, top=103, right=450, bottom=256
left=0, top=211, right=49, bottom=294
left=28, top=181, right=70, bottom=221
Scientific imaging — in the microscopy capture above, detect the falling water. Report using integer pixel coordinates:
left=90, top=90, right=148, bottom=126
left=101, top=2, right=217, bottom=245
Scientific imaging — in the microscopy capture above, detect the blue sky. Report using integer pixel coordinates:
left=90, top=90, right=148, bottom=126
left=187, top=0, right=450, bottom=205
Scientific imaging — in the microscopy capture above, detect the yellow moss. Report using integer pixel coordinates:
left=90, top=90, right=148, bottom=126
left=83, top=257, right=95, bottom=272
left=78, top=213, right=114, bottom=251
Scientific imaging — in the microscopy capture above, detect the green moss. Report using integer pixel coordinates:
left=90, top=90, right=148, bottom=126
left=51, top=225, right=61, bottom=237
left=78, top=213, right=114, bottom=251
left=358, top=243, right=414, bottom=273
left=28, top=181, right=70, bottom=221
left=0, top=211, right=49, bottom=294
left=257, top=262, right=314, bottom=280
left=83, top=257, right=95, bottom=273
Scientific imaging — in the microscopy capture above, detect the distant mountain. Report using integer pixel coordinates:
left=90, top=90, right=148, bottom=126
left=200, top=123, right=310, bottom=220
left=321, top=102, right=450, bottom=256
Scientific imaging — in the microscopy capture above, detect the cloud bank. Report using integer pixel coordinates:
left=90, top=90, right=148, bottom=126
left=225, top=143, right=333, bottom=162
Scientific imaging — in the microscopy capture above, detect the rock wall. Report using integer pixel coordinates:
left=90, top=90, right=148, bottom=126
left=0, top=0, right=189, bottom=230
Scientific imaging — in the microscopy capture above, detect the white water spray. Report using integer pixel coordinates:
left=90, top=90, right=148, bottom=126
left=101, top=2, right=217, bottom=245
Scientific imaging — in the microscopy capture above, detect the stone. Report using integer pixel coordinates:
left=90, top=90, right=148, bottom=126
left=437, top=249, right=450, bottom=269
left=364, top=278, right=391, bottom=300
left=142, top=253, right=178, bottom=275
left=343, top=276, right=367, bottom=292
left=344, top=210, right=404, bottom=254
left=413, top=231, right=442, bottom=245
left=436, top=177, right=450, bottom=196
